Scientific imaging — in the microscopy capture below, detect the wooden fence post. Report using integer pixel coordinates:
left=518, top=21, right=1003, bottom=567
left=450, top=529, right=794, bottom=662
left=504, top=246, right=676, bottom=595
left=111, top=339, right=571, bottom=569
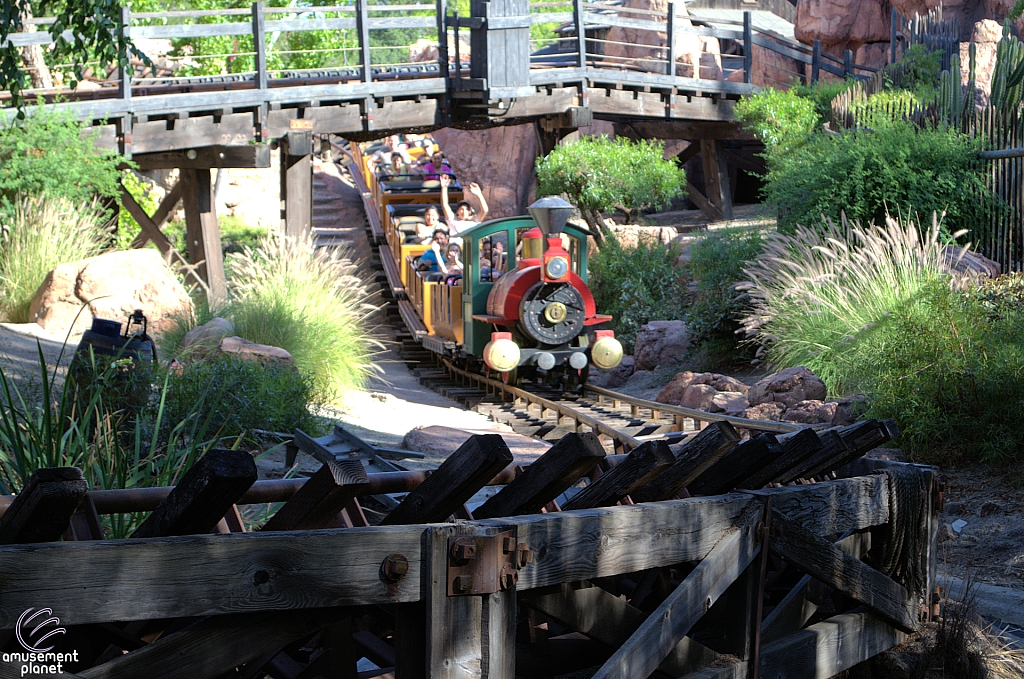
left=743, top=10, right=752, bottom=85
left=356, top=0, right=372, bottom=83
left=573, top=0, right=586, bottom=69
left=811, top=39, right=821, bottom=82
left=437, top=0, right=449, bottom=80
left=252, top=2, right=268, bottom=142
left=118, top=6, right=132, bottom=158
left=844, top=49, right=853, bottom=77
left=667, top=2, right=678, bottom=77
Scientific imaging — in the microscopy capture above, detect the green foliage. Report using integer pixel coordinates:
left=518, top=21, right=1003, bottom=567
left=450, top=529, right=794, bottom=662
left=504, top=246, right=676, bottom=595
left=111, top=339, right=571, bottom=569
left=684, top=228, right=764, bottom=363
left=225, top=232, right=382, bottom=393
left=589, top=234, right=686, bottom=352
left=161, top=356, right=329, bottom=441
left=734, top=87, right=819, bottom=150
left=968, top=272, right=1024, bottom=320
left=164, top=215, right=269, bottom=257
left=762, top=120, right=992, bottom=238
left=117, top=171, right=160, bottom=250
left=888, top=44, right=942, bottom=101
left=847, top=89, right=926, bottom=129
left=990, top=23, right=1024, bottom=113
left=536, top=136, right=685, bottom=230
left=738, top=213, right=953, bottom=394
left=0, top=106, right=124, bottom=219
left=0, top=195, right=110, bottom=323
left=789, top=79, right=854, bottom=119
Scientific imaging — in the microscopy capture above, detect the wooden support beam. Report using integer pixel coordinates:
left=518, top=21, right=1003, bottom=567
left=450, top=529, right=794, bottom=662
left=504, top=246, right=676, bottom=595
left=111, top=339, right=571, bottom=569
left=769, top=511, right=917, bottom=632
left=799, top=419, right=893, bottom=481
left=63, top=495, right=104, bottom=541
left=131, top=449, right=257, bottom=539
left=686, top=180, right=725, bottom=221
left=739, top=429, right=822, bottom=490
left=526, top=583, right=720, bottom=676
left=0, top=468, right=87, bottom=544
left=748, top=474, right=889, bottom=536
left=776, top=429, right=848, bottom=485
left=591, top=503, right=763, bottom=679
left=688, top=434, right=780, bottom=496
left=700, top=138, right=733, bottom=220
left=381, top=434, right=513, bottom=525
left=76, top=607, right=353, bottom=679
left=132, top=144, right=271, bottom=170
left=632, top=421, right=740, bottom=503
left=120, top=182, right=176, bottom=256
left=181, top=167, right=227, bottom=302
left=560, top=440, right=674, bottom=510
left=280, top=134, right=313, bottom=239
left=261, top=460, right=369, bottom=531
left=474, top=432, right=606, bottom=519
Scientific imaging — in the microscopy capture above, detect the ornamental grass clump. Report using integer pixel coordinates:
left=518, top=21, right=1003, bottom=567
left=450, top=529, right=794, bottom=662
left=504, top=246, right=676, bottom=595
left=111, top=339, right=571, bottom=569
left=0, top=195, right=109, bottom=322
left=225, top=232, right=382, bottom=394
left=738, top=212, right=956, bottom=393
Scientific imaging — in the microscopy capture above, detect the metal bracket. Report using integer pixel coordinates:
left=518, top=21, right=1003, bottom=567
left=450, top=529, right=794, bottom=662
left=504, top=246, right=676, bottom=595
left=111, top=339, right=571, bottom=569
left=447, top=531, right=531, bottom=596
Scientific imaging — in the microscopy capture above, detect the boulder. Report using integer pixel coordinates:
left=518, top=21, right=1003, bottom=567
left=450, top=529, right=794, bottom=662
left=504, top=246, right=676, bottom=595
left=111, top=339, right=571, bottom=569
left=680, top=384, right=717, bottom=410
left=782, top=399, right=838, bottom=425
left=795, top=0, right=890, bottom=49
left=655, top=370, right=695, bottom=405
left=748, top=366, right=828, bottom=409
left=691, top=372, right=749, bottom=394
left=218, top=336, right=296, bottom=368
left=30, top=249, right=194, bottom=338
left=633, top=320, right=690, bottom=371
left=709, top=391, right=749, bottom=416
left=943, top=245, right=1001, bottom=284
left=743, top=402, right=787, bottom=422
left=833, top=394, right=868, bottom=426
left=179, top=317, right=235, bottom=358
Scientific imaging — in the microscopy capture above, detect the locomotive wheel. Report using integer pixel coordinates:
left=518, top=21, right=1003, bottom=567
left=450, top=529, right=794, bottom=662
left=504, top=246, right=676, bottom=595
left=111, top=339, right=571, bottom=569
left=518, top=283, right=586, bottom=346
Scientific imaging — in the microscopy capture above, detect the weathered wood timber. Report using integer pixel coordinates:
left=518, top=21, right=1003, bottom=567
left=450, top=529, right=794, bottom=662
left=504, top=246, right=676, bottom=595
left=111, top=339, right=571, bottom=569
left=560, top=440, right=674, bottom=510
left=688, top=434, right=781, bottom=496
left=474, top=432, right=606, bottom=519
left=180, top=167, right=227, bottom=302
left=261, top=460, right=369, bottom=531
left=739, top=428, right=822, bottom=490
left=382, top=434, right=513, bottom=524
left=131, top=449, right=258, bottom=538
left=631, top=422, right=740, bottom=503
left=132, top=144, right=271, bottom=170
left=776, top=429, right=849, bottom=484
left=0, top=467, right=87, bottom=544
left=769, top=511, right=917, bottom=632
left=750, top=474, right=889, bottom=535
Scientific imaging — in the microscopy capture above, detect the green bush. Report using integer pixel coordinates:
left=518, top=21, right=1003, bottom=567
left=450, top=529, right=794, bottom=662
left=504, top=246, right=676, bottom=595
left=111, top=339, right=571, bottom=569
left=0, top=195, right=110, bottom=323
left=535, top=136, right=685, bottom=234
left=162, top=356, right=329, bottom=441
left=116, top=171, right=160, bottom=250
left=0, top=106, right=123, bottom=220
left=762, top=120, right=991, bottom=238
left=225, top=232, right=382, bottom=393
left=685, top=228, right=764, bottom=364
left=734, top=87, right=819, bottom=150
left=163, top=215, right=269, bottom=258
left=589, top=233, right=686, bottom=353
left=789, top=79, right=855, bottom=119
left=969, top=272, right=1024, bottom=320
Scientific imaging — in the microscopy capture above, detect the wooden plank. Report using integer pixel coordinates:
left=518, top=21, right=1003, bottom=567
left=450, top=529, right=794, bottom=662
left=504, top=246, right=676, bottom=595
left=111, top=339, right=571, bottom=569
left=133, top=144, right=271, bottom=170
left=775, top=429, right=847, bottom=484
left=738, top=428, right=821, bottom=490
left=526, top=583, right=719, bottom=676
left=678, top=610, right=904, bottom=679
left=591, top=503, right=763, bottom=679
left=181, top=167, right=227, bottom=302
left=769, top=511, right=916, bottom=632
left=631, top=421, right=740, bottom=503
left=381, top=434, right=513, bottom=525
left=261, top=460, right=369, bottom=531
left=686, top=180, right=725, bottom=221
left=688, top=434, right=780, bottom=496
left=0, top=525, right=425, bottom=628
left=120, top=183, right=175, bottom=256
left=63, top=494, right=104, bottom=541
left=700, top=138, right=733, bottom=220
left=748, top=474, right=889, bottom=535
left=131, top=449, right=257, bottom=538
left=77, top=608, right=353, bottom=679
left=281, top=134, right=313, bottom=239
left=560, top=440, right=674, bottom=510
left=0, top=468, right=87, bottom=544
left=130, top=113, right=255, bottom=154
left=474, top=432, right=606, bottom=519
left=798, top=420, right=892, bottom=480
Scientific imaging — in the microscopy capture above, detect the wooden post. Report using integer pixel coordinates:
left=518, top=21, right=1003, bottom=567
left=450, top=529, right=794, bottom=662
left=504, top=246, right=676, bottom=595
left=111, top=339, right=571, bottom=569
left=356, top=0, right=372, bottom=83
left=280, top=133, right=313, bottom=239
left=0, top=468, right=87, bottom=544
left=573, top=0, right=586, bottom=68
left=811, top=39, right=821, bottom=82
left=631, top=421, right=740, bottom=503
left=890, top=7, right=898, bottom=64
left=436, top=0, right=449, bottom=80
left=260, top=461, right=369, bottom=531
left=119, top=7, right=132, bottom=158
left=560, top=440, right=674, bottom=510
left=181, top=168, right=227, bottom=302
left=844, top=49, right=853, bottom=77
left=667, top=2, right=678, bottom=77
left=742, top=10, right=752, bottom=85
left=252, top=2, right=268, bottom=142
left=699, top=138, right=734, bottom=221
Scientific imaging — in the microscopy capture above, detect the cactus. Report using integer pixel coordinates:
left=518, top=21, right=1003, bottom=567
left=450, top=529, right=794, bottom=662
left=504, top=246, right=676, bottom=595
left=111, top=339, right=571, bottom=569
left=990, top=20, right=1024, bottom=113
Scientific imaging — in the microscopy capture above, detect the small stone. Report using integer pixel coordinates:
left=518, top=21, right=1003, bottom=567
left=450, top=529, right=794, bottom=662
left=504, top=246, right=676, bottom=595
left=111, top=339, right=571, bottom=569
left=709, top=391, right=749, bottom=416
left=680, top=384, right=717, bottom=410
left=979, top=501, right=1002, bottom=518
left=743, top=402, right=787, bottom=422
left=951, top=519, right=968, bottom=534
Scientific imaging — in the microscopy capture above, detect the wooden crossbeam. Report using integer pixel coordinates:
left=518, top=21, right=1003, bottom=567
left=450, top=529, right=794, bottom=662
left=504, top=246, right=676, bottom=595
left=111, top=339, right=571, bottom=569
left=0, top=467, right=87, bottom=544
left=798, top=419, right=893, bottom=480
left=738, top=428, right=822, bottom=490
left=685, top=180, right=725, bottom=221
left=133, top=144, right=272, bottom=171
left=776, top=429, right=848, bottom=485
left=769, top=512, right=917, bottom=632
left=131, top=449, right=257, bottom=538
left=560, top=440, right=674, bottom=510
left=526, top=583, right=719, bottom=676
left=119, top=181, right=177, bottom=255
left=631, top=422, right=739, bottom=503
left=474, top=432, right=605, bottom=519
left=261, top=460, right=368, bottom=531
left=590, top=503, right=763, bottom=679
left=750, top=474, right=889, bottom=536
left=688, top=434, right=780, bottom=496
left=381, top=434, right=512, bottom=525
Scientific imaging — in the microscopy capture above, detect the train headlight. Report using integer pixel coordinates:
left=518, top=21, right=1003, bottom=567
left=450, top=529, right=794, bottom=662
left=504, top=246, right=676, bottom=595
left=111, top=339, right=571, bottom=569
left=590, top=330, right=623, bottom=370
left=484, top=332, right=521, bottom=372
left=545, top=256, right=568, bottom=279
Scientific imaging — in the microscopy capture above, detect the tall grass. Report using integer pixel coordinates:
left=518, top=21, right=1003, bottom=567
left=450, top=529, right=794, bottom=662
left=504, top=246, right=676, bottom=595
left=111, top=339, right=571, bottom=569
left=0, top=195, right=110, bottom=322
left=226, top=232, right=382, bottom=393
left=738, top=212, right=959, bottom=393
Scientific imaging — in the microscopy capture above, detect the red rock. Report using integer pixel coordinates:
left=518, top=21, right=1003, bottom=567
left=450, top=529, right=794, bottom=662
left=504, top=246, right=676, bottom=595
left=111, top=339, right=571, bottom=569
left=743, top=402, right=787, bottom=421
left=179, top=317, right=234, bottom=358
left=782, top=400, right=837, bottom=425
left=795, top=0, right=890, bottom=48
left=748, top=366, right=827, bottom=408
left=633, top=320, right=691, bottom=371
left=655, top=370, right=695, bottom=405
left=709, top=391, right=749, bottom=415
left=680, top=383, right=717, bottom=410
left=219, top=336, right=296, bottom=368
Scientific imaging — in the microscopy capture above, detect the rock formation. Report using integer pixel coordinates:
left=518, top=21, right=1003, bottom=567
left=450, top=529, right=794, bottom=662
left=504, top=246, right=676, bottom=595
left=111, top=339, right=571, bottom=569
left=633, top=320, right=691, bottom=371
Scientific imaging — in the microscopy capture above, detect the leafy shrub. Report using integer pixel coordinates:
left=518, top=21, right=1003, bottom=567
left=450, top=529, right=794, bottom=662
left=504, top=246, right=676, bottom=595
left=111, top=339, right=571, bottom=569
left=738, top=213, right=953, bottom=393
left=762, top=120, right=992, bottom=238
left=889, top=44, right=942, bottom=100
left=164, top=215, right=270, bottom=258
left=589, top=233, right=686, bottom=352
left=162, top=356, right=329, bottom=441
left=117, top=171, right=160, bottom=250
left=535, top=136, right=685, bottom=234
left=789, top=79, right=855, bottom=119
left=734, top=87, right=819, bottom=150
left=225, top=232, right=382, bottom=393
left=0, top=106, right=123, bottom=220
left=0, top=195, right=110, bottom=323
left=968, top=272, right=1024, bottom=320
left=685, top=228, right=764, bottom=363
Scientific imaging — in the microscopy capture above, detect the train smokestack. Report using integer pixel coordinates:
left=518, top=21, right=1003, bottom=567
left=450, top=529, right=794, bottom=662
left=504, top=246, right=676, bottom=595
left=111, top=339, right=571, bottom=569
left=528, top=196, right=574, bottom=238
